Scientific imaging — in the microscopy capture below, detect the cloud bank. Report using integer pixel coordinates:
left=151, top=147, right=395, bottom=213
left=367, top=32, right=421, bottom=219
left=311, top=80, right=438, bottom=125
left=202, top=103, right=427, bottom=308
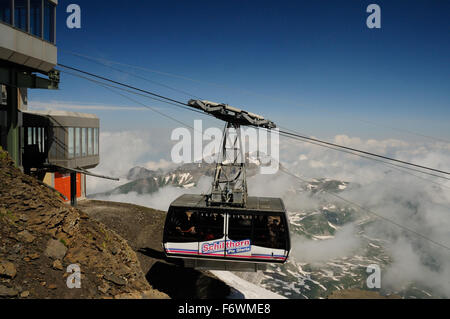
left=89, top=129, right=450, bottom=296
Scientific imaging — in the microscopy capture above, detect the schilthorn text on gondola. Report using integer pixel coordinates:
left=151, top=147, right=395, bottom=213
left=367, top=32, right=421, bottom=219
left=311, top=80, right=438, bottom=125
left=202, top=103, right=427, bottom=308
left=201, top=239, right=251, bottom=254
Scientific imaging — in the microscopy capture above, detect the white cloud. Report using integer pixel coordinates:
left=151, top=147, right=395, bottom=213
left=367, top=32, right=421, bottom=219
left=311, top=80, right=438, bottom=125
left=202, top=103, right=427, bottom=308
left=94, top=176, right=212, bottom=211
left=291, top=225, right=361, bottom=263
left=28, top=100, right=149, bottom=111
left=143, top=159, right=178, bottom=171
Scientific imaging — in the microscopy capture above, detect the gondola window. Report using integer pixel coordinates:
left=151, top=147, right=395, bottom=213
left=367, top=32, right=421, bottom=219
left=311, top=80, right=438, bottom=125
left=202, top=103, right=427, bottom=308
left=228, top=213, right=253, bottom=241
left=165, top=209, right=200, bottom=242
left=198, top=212, right=224, bottom=242
left=254, top=215, right=287, bottom=249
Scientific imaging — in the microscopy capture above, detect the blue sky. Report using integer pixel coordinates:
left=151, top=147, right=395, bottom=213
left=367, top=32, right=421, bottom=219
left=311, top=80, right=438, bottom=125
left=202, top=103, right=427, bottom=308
left=29, top=0, right=450, bottom=141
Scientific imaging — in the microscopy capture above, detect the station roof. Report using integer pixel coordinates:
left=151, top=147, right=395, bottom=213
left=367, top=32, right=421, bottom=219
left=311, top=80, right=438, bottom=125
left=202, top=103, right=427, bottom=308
left=170, top=194, right=286, bottom=213
left=22, top=109, right=99, bottom=127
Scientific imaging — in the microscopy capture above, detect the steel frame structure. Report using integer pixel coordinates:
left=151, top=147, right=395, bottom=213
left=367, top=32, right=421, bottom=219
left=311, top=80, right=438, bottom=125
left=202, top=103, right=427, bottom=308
left=187, top=99, right=276, bottom=207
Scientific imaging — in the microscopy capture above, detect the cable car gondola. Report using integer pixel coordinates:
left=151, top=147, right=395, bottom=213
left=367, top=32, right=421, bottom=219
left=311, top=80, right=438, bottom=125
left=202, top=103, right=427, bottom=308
left=163, top=194, right=290, bottom=271
left=162, top=100, right=291, bottom=271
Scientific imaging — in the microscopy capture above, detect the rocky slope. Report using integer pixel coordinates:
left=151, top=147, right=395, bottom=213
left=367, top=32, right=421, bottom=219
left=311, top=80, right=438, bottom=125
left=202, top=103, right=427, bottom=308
left=77, top=200, right=233, bottom=299
left=0, top=148, right=168, bottom=299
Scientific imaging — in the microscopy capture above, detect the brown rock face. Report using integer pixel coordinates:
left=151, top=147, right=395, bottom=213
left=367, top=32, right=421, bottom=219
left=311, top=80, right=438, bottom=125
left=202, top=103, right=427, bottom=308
left=44, top=239, right=68, bottom=260
left=17, top=230, right=35, bottom=243
left=0, top=261, right=17, bottom=279
left=0, top=148, right=168, bottom=299
left=0, top=285, right=18, bottom=297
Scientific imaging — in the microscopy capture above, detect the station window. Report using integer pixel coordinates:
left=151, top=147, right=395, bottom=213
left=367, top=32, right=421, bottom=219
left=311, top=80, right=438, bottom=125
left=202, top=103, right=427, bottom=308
left=75, top=127, right=80, bottom=157
left=14, top=0, right=27, bottom=31
left=25, top=126, right=45, bottom=153
left=94, top=128, right=98, bottom=155
left=36, top=127, right=42, bottom=152
left=30, top=0, right=42, bottom=37
left=0, top=0, right=12, bottom=24
left=68, top=127, right=74, bottom=158
left=81, top=128, right=87, bottom=156
left=1, top=85, right=6, bottom=105
left=88, top=128, right=93, bottom=155
left=43, top=0, right=55, bottom=43
left=27, top=127, right=33, bottom=145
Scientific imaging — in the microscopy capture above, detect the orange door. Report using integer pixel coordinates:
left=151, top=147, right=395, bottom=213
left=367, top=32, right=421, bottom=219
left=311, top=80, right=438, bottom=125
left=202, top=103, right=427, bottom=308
left=54, top=172, right=81, bottom=201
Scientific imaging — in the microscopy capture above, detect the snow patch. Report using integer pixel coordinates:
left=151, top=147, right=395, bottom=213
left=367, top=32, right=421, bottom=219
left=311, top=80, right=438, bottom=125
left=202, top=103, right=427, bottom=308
left=211, top=271, right=286, bottom=299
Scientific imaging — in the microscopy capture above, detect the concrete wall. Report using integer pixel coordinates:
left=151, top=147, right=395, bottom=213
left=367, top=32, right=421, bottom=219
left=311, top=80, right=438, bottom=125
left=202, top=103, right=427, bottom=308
left=0, top=22, right=57, bottom=72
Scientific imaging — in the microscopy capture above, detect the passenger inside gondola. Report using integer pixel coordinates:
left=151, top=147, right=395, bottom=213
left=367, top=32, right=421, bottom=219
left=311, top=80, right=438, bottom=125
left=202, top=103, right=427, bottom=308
left=269, top=219, right=281, bottom=247
left=176, top=211, right=197, bottom=235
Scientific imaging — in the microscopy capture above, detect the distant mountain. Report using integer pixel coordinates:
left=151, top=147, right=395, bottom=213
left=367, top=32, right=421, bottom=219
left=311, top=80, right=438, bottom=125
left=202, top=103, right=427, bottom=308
left=126, top=166, right=161, bottom=181
left=93, top=154, right=267, bottom=197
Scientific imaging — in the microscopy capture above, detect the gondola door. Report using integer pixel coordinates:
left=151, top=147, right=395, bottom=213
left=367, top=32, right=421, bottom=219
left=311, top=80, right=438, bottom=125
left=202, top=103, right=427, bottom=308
left=197, top=211, right=226, bottom=259
left=225, top=212, right=253, bottom=260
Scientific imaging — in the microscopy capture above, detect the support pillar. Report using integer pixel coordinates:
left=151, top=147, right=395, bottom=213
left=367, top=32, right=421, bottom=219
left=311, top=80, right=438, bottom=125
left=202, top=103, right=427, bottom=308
left=6, top=70, right=20, bottom=167
left=70, top=172, right=77, bottom=207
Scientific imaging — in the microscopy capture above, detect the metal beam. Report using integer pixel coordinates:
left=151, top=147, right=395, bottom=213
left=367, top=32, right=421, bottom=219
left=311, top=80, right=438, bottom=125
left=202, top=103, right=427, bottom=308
left=0, top=67, right=59, bottom=89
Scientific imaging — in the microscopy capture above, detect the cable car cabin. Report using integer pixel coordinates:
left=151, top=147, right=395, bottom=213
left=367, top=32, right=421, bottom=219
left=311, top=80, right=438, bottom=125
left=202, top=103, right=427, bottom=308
left=163, top=194, right=291, bottom=271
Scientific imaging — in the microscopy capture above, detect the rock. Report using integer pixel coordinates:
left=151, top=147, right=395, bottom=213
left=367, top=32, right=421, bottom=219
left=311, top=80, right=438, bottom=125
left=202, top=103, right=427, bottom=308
left=0, top=261, right=17, bottom=279
left=17, top=230, right=35, bottom=243
left=114, top=292, right=142, bottom=299
left=52, top=259, right=64, bottom=271
left=44, top=239, right=67, bottom=260
left=110, top=246, right=119, bottom=255
left=103, top=273, right=127, bottom=286
left=0, top=285, right=18, bottom=297
left=20, top=290, right=30, bottom=298
left=113, top=290, right=169, bottom=299
left=28, top=253, right=40, bottom=260
left=98, top=283, right=110, bottom=294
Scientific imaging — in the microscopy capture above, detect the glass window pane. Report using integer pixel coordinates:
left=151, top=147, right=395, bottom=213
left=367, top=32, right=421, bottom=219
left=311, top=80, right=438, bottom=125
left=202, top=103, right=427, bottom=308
left=228, top=213, right=252, bottom=241
left=27, top=127, right=32, bottom=145
left=1, top=85, right=7, bottom=105
left=30, top=0, right=42, bottom=37
left=253, top=215, right=286, bottom=249
left=81, top=128, right=87, bottom=156
left=0, top=0, right=12, bottom=24
left=75, top=127, right=80, bottom=157
left=68, top=127, right=74, bottom=158
left=43, top=0, right=54, bottom=42
left=198, top=212, right=224, bottom=241
left=14, top=0, right=27, bottom=31
left=94, top=128, right=98, bottom=155
left=37, top=127, right=41, bottom=152
left=88, top=128, right=93, bottom=155
left=165, top=209, right=200, bottom=243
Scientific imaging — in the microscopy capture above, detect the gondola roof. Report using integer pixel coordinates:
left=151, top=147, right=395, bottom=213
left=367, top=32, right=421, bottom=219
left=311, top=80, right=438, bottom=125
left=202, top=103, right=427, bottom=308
left=170, top=194, right=285, bottom=213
